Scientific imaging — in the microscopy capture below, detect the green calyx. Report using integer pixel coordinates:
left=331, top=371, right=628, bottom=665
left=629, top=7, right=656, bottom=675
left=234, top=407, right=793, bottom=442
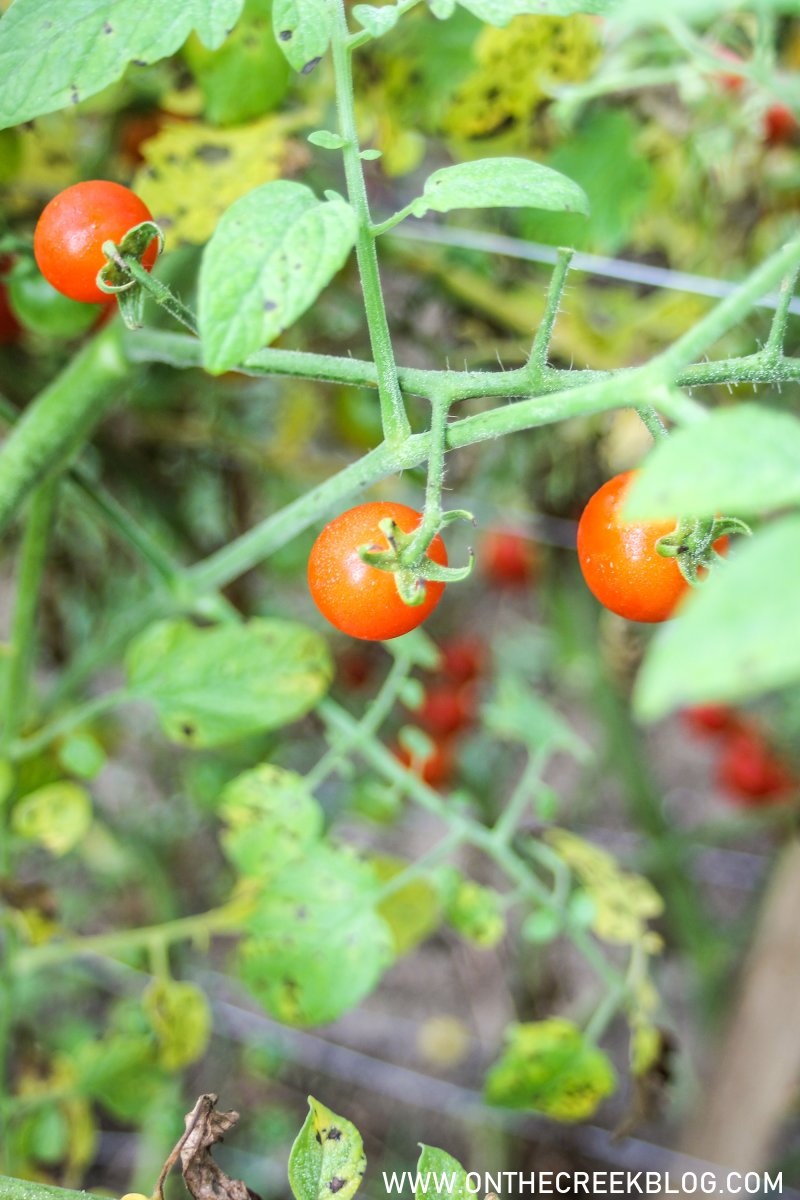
left=97, top=222, right=165, bottom=329
left=656, top=514, right=751, bottom=584
left=359, top=514, right=475, bottom=608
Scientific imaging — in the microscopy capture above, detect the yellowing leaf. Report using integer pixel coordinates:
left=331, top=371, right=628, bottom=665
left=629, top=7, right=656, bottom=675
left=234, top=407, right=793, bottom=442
left=133, top=113, right=311, bottom=244
left=11, top=781, right=92, bottom=857
left=485, top=1018, right=616, bottom=1121
left=289, top=1098, right=366, bottom=1200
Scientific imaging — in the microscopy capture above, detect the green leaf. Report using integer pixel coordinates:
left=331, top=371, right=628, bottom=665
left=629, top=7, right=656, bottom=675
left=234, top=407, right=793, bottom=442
left=289, top=1097, right=366, bottom=1200
left=183, top=0, right=290, bottom=128
left=415, top=1147, right=469, bottom=1200
left=352, top=2, right=400, bottom=36
left=457, top=0, right=615, bottom=26
left=634, top=518, right=800, bottom=719
left=625, top=406, right=800, bottom=519
left=126, top=617, right=333, bottom=747
left=522, top=110, right=652, bottom=256
left=484, top=675, right=590, bottom=760
left=484, top=1018, right=616, bottom=1121
left=308, top=129, right=348, bottom=149
left=239, top=844, right=394, bottom=1025
left=199, top=180, right=357, bottom=373
left=220, top=764, right=324, bottom=877
left=272, top=0, right=334, bottom=73
left=0, top=0, right=246, bottom=128
left=142, top=979, right=212, bottom=1070
left=11, top=781, right=92, bottom=857
left=57, top=732, right=107, bottom=780
left=408, top=158, right=589, bottom=220
left=360, top=148, right=383, bottom=160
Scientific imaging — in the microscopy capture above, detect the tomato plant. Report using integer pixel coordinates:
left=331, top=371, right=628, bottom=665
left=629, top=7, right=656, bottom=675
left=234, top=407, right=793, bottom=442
left=33, top=181, right=158, bottom=304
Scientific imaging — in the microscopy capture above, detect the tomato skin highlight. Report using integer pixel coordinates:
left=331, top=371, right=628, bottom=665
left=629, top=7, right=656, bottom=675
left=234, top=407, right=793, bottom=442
left=576, top=470, right=725, bottom=623
left=308, top=501, right=448, bottom=641
left=34, top=180, right=158, bottom=304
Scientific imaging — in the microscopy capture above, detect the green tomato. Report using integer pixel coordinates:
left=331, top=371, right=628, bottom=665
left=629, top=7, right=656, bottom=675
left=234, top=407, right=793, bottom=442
left=8, top=261, right=102, bottom=339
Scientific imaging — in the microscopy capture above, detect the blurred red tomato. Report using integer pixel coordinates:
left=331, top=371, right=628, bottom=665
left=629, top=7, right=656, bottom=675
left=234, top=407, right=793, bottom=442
left=395, top=739, right=455, bottom=788
left=682, top=705, right=738, bottom=737
left=415, top=683, right=477, bottom=738
left=0, top=256, right=21, bottom=344
left=438, top=635, right=485, bottom=684
left=481, top=530, right=539, bottom=587
left=716, top=727, right=795, bottom=804
left=764, top=103, right=797, bottom=145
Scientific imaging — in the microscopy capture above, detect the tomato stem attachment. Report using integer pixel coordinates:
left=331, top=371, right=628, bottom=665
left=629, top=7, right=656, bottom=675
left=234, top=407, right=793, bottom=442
left=656, top=514, right=751, bottom=584
left=98, top=223, right=198, bottom=335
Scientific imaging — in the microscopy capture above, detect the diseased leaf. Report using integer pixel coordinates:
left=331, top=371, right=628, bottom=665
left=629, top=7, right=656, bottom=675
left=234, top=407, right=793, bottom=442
left=289, top=1097, right=366, bottom=1200
left=198, top=180, right=357, bottom=372
left=143, top=980, right=212, bottom=1071
left=220, top=764, right=324, bottom=878
left=407, top=158, right=589, bottom=220
left=11, top=782, right=92, bottom=857
left=272, top=0, right=334, bottom=73
left=634, top=518, right=800, bottom=719
left=485, top=1018, right=616, bottom=1121
left=169, top=1094, right=260, bottom=1200
left=126, top=618, right=333, bottom=747
left=625, top=405, right=800, bottom=518
left=0, top=0, right=245, bottom=128
left=238, top=845, right=394, bottom=1025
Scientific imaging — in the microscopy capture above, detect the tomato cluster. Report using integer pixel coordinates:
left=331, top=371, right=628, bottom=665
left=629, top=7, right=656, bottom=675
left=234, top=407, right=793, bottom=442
left=682, top=706, right=796, bottom=806
left=396, top=635, right=485, bottom=789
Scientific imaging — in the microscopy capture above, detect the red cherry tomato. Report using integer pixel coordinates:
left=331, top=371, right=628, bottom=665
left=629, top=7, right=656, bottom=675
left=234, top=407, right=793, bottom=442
left=764, top=103, right=797, bottom=146
left=438, top=635, right=485, bottom=684
left=682, top=705, right=738, bottom=738
left=481, top=530, right=539, bottom=587
left=414, top=682, right=477, bottom=738
left=395, top=739, right=455, bottom=788
left=577, top=470, right=726, bottom=623
left=34, top=180, right=158, bottom=304
left=0, top=255, right=21, bottom=345
left=308, top=501, right=448, bottom=641
left=716, top=727, right=795, bottom=805
left=713, top=46, right=746, bottom=93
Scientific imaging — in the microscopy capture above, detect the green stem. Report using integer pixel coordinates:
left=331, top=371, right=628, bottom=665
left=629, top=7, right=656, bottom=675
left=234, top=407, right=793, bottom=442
left=122, top=255, right=199, bottom=335
left=8, top=690, right=127, bottom=761
left=635, top=405, right=669, bottom=441
left=15, top=900, right=244, bottom=976
left=764, top=263, right=800, bottom=360
left=493, top=749, right=547, bottom=844
left=0, top=479, right=59, bottom=1173
left=0, top=323, right=129, bottom=536
left=127, top=328, right=800, bottom=401
left=528, top=248, right=573, bottom=378
left=331, top=0, right=410, bottom=445
left=650, top=234, right=800, bottom=376
left=305, top=651, right=413, bottom=791
left=404, top=391, right=451, bottom=560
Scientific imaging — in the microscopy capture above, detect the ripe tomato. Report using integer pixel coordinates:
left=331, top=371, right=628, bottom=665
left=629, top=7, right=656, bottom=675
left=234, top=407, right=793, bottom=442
left=395, top=738, right=455, bottom=788
left=716, top=727, right=795, bottom=805
left=681, top=705, right=738, bottom=738
left=0, top=255, right=21, bottom=345
left=577, top=470, right=726, bottom=623
left=414, top=682, right=477, bottom=738
left=34, top=180, right=158, bottom=304
left=308, top=501, right=447, bottom=641
left=438, top=635, right=485, bottom=684
left=764, top=103, right=797, bottom=146
left=481, top=530, right=539, bottom=587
